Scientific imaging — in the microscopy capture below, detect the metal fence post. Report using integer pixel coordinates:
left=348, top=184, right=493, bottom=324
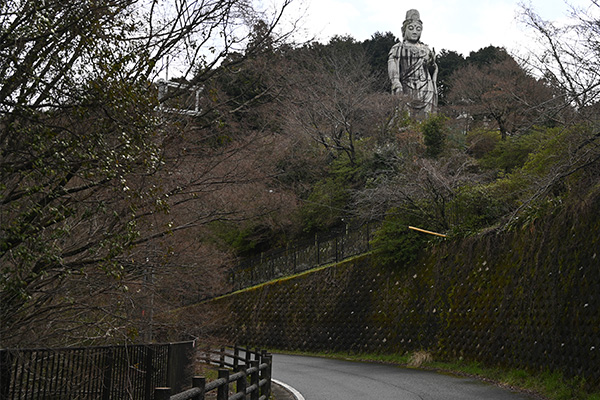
left=166, top=343, right=173, bottom=392
left=344, top=222, right=349, bottom=258
left=293, top=245, right=297, bottom=273
left=0, top=350, right=12, bottom=400
left=315, top=233, right=320, bottom=265
left=101, top=348, right=114, bottom=400
left=144, top=346, right=154, bottom=400
left=270, top=256, right=274, bottom=279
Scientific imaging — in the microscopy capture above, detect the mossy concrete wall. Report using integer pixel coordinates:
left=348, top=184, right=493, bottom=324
left=205, top=197, right=600, bottom=386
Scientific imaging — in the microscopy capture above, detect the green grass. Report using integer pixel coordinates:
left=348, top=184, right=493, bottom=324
left=427, top=360, right=599, bottom=400
left=269, top=349, right=600, bottom=400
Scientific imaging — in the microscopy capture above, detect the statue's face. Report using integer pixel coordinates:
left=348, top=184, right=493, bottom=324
left=403, top=22, right=422, bottom=42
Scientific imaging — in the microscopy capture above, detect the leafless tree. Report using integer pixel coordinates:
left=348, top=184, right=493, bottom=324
left=447, top=55, right=561, bottom=139
left=492, top=2, right=600, bottom=223
left=282, top=42, right=397, bottom=165
left=520, top=2, right=600, bottom=114
left=354, top=149, right=490, bottom=231
left=0, top=0, right=296, bottom=347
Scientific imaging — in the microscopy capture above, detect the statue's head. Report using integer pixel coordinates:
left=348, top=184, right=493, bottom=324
left=402, top=9, right=422, bottom=42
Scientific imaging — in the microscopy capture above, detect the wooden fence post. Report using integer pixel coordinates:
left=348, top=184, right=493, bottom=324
left=219, top=347, right=225, bottom=368
left=261, top=353, right=272, bottom=399
left=235, top=367, right=247, bottom=398
left=192, top=376, right=206, bottom=400
left=250, top=361, right=259, bottom=400
left=233, top=345, right=239, bottom=370
left=217, top=369, right=229, bottom=400
left=245, top=347, right=251, bottom=368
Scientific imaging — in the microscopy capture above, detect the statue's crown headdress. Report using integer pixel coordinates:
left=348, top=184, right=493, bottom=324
left=404, top=9, right=422, bottom=24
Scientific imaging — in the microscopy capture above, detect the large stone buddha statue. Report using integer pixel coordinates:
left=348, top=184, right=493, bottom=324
left=388, top=9, right=438, bottom=116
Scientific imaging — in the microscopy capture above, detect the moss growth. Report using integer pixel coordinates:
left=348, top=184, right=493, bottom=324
left=198, top=191, right=600, bottom=394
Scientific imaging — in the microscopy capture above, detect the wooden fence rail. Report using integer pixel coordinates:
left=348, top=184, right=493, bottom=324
left=155, top=346, right=272, bottom=400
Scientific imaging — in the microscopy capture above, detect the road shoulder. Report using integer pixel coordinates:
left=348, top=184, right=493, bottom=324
left=271, top=379, right=303, bottom=400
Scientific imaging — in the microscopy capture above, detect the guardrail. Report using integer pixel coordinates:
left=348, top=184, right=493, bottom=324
left=155, top=346, right=272, bottom=400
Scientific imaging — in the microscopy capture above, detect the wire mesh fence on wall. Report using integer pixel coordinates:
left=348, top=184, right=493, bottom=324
left=230, top=222, right=376, bottom=291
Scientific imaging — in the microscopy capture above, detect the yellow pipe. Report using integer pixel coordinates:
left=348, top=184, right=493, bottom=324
left=408, top=226, right=447, bottom=238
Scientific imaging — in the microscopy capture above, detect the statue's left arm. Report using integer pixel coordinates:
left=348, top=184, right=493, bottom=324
left=430, top=47, right=438, bottom=84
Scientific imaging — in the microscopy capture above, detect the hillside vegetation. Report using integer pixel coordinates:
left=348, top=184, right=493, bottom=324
left=2, top=0, right=600, bottom=348
left=205, top=38, right=600, bottom=269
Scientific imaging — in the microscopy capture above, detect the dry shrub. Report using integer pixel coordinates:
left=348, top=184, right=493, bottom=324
left=408, top=350, right=433, bottom=367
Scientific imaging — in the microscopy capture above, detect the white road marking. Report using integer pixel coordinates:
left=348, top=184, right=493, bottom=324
left=272, top=378, right=306, bottom=400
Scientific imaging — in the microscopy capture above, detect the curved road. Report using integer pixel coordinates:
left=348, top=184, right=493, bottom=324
left=272, top=354, right=537, bottom=400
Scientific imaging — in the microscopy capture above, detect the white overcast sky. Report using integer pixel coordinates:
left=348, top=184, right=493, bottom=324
left=277, top=0, right=596, bottom=57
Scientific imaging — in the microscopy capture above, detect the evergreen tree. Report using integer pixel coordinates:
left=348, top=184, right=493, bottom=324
left=436, top=49, right=466, bottom=105
left=363, top=31, right=398, bottom=91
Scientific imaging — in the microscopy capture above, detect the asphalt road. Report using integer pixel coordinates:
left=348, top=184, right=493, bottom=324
left=271, top=353, right=538, bottom=400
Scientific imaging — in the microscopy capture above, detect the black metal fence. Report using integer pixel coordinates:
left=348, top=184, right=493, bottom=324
left=230, top=222, right=376, bottom=291
left=0, top=341, right=194, bottom=400
left=155, top=345, right=272, bottom=400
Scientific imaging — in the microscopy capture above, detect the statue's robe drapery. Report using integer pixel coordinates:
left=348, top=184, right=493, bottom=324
left=388, top=41, right=437, bottom=115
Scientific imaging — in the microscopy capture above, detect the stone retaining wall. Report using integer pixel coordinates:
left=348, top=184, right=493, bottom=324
left=206, top=198, right=600, bottom=387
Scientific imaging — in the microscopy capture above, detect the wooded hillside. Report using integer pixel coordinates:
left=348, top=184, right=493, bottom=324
left=2, top=0, right=599, bottom=348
